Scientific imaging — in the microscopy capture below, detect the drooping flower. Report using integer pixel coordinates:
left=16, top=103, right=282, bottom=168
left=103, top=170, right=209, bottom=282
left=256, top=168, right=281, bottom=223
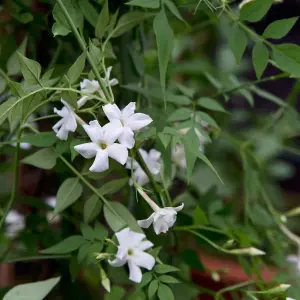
left=53, top=99, right=77, bottom=140
left=287, top=254, right=300, bottom=275
left=77, top=67, right=119, bottom=108
left=103, top=102, right=152, bottom=149
left=137, top=188, right=184, bottom=235
left=126, top=149, right=161, bottom=186
left=108, top=227, right=155, bottom=283
left=74, top=120, right=128, bottom=172
left=5, top=210, right=25, bottom=238
left=45, top=196, right=60, bottom=224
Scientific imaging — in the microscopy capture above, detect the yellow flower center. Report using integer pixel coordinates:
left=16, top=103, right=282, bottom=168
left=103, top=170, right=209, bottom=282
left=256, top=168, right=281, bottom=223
left=127, top=249, right=134, bottom=256
left=99, top=143, right=107, bottom=149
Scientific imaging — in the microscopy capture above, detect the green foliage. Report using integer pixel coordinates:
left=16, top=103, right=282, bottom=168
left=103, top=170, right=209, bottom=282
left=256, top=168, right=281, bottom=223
left=252, top=42, right=269, bottom=79
left=228, top=26, right=247, bottom=64
left=22, top=148, right=57, bottom=169
left=240, top=0, right=273, bottom=22
left=263, top=17, right=299, bottom=39
left=126, top=0, right=160, bottom=9
left=41, top=236, right=85, bottom=254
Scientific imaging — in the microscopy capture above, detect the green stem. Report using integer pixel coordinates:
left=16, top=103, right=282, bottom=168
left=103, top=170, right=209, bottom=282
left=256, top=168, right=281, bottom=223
left=135, top=149, right=166, bottom=207
left=174, top=225, right=226, bottom=235
left=0, top=128, right=23, bottom=229
left=215, top=281, right=255, bottom=300
left=2, top=254, right=70, bottom=264
left=0, top=68, right=10, bottom=83
left=56, top=0, right=112, bottom=103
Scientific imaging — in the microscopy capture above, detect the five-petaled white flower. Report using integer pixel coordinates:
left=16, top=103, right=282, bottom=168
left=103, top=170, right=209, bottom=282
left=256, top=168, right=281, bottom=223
left=53, top=99, right=77, bottom=140
left=74, top=120, right=128, bottom=172
left=108, top=227, right=155, bottom=283
left=103, top=102, right=152, bottom=149
left=77, top=67, right=119, bottom=108
left=137, top=188, right=184, bottom=235
left=287, top=254, right=300, bottom=275
left=5, top=210, right=25, bottom=238
left=126, top=149, right=161, bottom=186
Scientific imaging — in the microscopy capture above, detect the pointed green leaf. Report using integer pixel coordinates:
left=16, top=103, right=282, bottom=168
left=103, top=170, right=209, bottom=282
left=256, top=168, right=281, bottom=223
left=67, top=52, right=86, bottom=84
left=154, top=264, right=179, bottom=274
left=22, top=148, right=57, bottom=170
left=157, top=283, right=174, bottom=300
left=164, top=0, right=186, bottom=24
left=252, top=42, right=269, bottom=79
left=78, top=0, right=98, bottom=27
left=263, top=17, right=298, bottom=39
left=158, top=275, right=180, bottom=284
left=3, top=277, right=60, bottom=300
left=193, top=206, right=209, bottom=225
left=168, top=108, right=193, bottom=122
left=40, top=235, right=85, bottom=254
left=84, top=194, right=102, bottom=223
left=98, top=178, right=128, bottom=195
left=19, top=132, right=57, bottom=147
left=197, top=97, right=226, bottom=112
left=229, top=26, right=247, bottom=64
left=148, top=280, right=159, bottom=299
left=126, top=0, right=160, bottom=8
left=153, top=9, right=174, bottom=107
left=80, top=223, right=95, bottom=240
left=240, top=0, right=273, bottom=22
left=54, top=178, right=83, bottom=214
left=95, top=0, right=110, bottom=38
left=17, top=53, right=42, bottom=86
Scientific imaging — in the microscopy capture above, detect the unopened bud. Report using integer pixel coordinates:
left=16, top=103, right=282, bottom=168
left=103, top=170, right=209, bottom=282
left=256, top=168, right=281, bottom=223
left=94, top=253, right=111, bottom=261
left=223, top=239, right=235, bottom=249
left=229, top=247, right=266, bottom=256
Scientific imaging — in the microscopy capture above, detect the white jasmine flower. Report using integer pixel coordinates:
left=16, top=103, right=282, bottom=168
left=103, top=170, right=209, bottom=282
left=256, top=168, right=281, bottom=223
left=172, top=144, right=186, bottom=170
left=5, top=210, right=25, bottom=238
left=108, top=227, right=155, bottom=283
left=137, top=188, right=184, bottom=235
left=103, top=102, right=152, bottom=149
left=53, top=99, right=77, bottom=140
left=77, top=67, right=119, bottom=108
left=45, top=196, right=60, bottom=224
left=126, top=149, right=161, bottom=186
left=74, top=120, right=128, bottom=172
left=287, top=254, right=300, bottom=275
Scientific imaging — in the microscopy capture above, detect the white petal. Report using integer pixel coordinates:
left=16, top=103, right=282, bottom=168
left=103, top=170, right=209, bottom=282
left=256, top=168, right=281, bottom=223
left=61, top=99, right=76, bottom=111
left=54, top=107, right=68, bottom=118
left=128, top=260, right=142, bottom=283
left=102, top=104, right=122, bottom=122
left=56, top=125, right=69, bottom=140
left=139, top=149, right=148, bottom=161
left=173, top=203, right=184, bottom=212
left=90, top=150, right=109, bottom=172
left=52, top=119, right=64, bottom=133
left=80, top=79, right=99, bottom=94
left=153, top=218, right=169, bottom=235
left=65, top=113, right=77, bottom=132
left=115, top=228, right=131, bottom=246
left=74, top=142, right=98, bottom=159
left=139, top=240, right=154, bottom=251
left=45, top=197, right=56, bottom=208
left=107, top=143, right=128, bottom=165
left=77, top=96, right=89, bottom=108
left=121, top=102, right=136, bottom=120
left=287, top=255, right=299, bottom=263
left=108, top=257, right=127, bottom=267
left=149, top=149, right=161, bottom=161
left=103, top=120, right=123, bottom=145
left=83, top=120, right=102, bottom=143
left=132, top=250, right=155, bottom=270
left=106, top=66, right=112, bottom=79
left=148, top=161, right=161, bottom=175
left=133, top=168, right=149, bottom=186
left=118, top=127, right=135, bottom=149
left=109, top=78, right=119, bottom=86
left=125, top=113, right=152, bottom=131
left=137, top=213, right=155, bottom=229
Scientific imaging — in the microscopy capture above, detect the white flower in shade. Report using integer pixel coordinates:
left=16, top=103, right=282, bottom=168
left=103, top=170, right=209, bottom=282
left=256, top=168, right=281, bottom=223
left=108, top=227, right=155, bottom=283
left=53, top=99, right=77, bottom=140
left=77, top=67, right=119, bottom=108
left=137, top=188, right=184, bottom=235
left=126, top=149, right=161, bottom=186
left=172, top=144, right=186, bottom=170
left=45, top=196, right=60, bottom=224
left=103, top=102, right=152, bottom=149
left=287, top=298, right=295, bottom=300
left=74, top=120, right=128, bottom=172
left=287, top=254, right=300, bottom=275
left=5, top=210, right=25, bottom=238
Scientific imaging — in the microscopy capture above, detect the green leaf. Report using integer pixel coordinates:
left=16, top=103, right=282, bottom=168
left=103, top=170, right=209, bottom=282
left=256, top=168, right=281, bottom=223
left=252, top=42, right=269, bottom=79
left=164, top=0, right=186, bottom=24
left=153, top=9, right=174, bottom=107
left=0, top=74, right=6, bottom=94
left=148, top=280, right=159, bottom=299
left=78, top=0, right=98, bottom=27
left=95, top=0, right=110, bottom=38
left=19, top=132, right=57, bottom=147
left=104, top=286, right=126, bottom=300
left=263, top=17, right=298, bottom=39
left=22, top=148, right=57, bottom=170
left=40, top=235, right=85, bottom=254
left=112, top=12, right=153, bottom=37
left=240, top=0, right=273, bottom=22
left=17, top=53, right=42, bottom=86
left=54, top=178, right=83, bottom=214
left=0, top=98, right=20, bottom=126
left=3, top=277, right=60, bottom=300
left=104, top=202, right=141, bottom=232
left=67, top=52, right=86, bottom=84
left=8, top=80, right=26, bottom=97
left=158, top=275, right=180, bottom=284
left=7, top=36, right=27, bottom=76
left=228, top=26, right=247, bottom=64
left=139, top=272, right=153, bottom=288
left=154, top=264, right=179, bottom=274
left=80, top=223, right=95, bottom=240
left=197, top=97, right=226, bottom=112
left=196, top=111, right=219, bottom=129
left=126, top=0, right=160, bottom=8
left=157, top=283, right=174, bottom=300
left=94, top=222, right=108, bottom=241
left=77, top=243, right=90, bottom=263
left=84, top=194, right=103, bottom=223
left=193, top=206, right=209, bottom=225
left=52, top=22, right=70, bottom=37
left=98, top=178, right=128, bottom=195
left=273, top=44, right=300, bottom=77
left=168, top=108, right=192, bottom=122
